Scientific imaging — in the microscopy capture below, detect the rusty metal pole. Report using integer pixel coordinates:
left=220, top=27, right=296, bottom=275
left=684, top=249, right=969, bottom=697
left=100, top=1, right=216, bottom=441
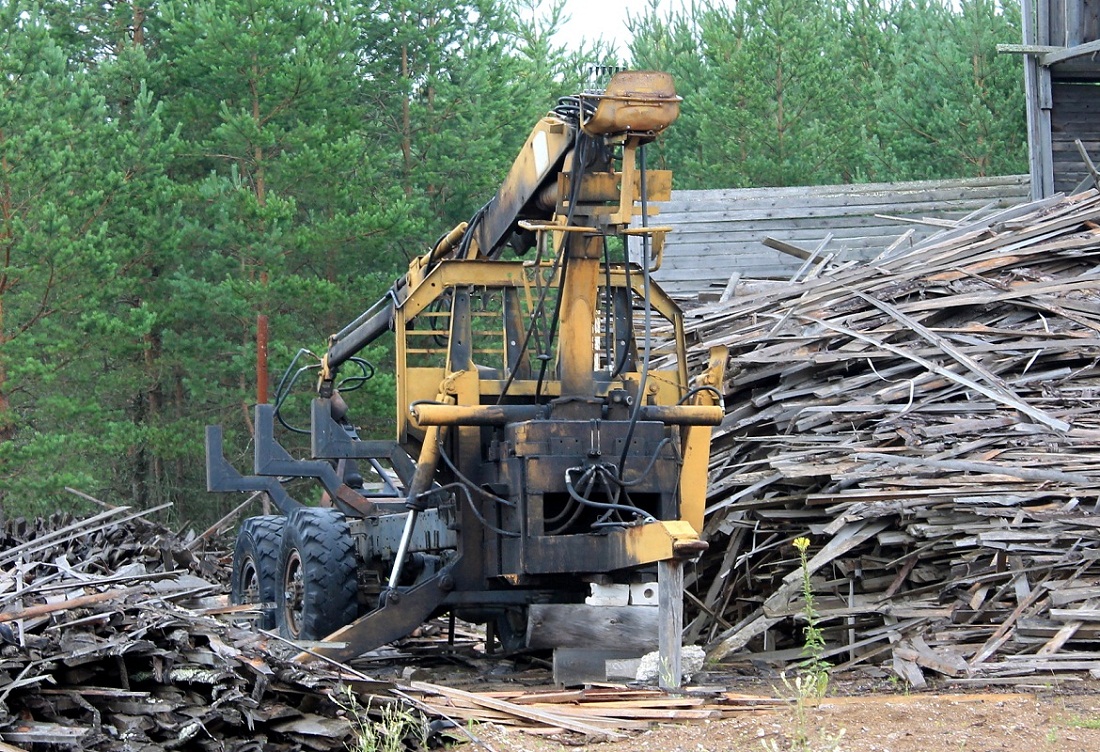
left=256, top=314, right=269, bottom=405
left=256, top=312, right=271, bottom=515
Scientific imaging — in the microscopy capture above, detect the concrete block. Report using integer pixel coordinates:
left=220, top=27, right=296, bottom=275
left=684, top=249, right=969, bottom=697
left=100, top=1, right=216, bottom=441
left=552, top=648, right=642, bottom=686
left=586, top=582, right=630, bottom=606
left=630, top=581, right=659, bottom=605
left=605, top=657, right=643, bottom=681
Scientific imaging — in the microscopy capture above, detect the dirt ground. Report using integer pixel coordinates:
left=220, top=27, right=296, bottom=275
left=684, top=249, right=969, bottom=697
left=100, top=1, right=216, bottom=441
left=466, top=681, right=1100, bottom=752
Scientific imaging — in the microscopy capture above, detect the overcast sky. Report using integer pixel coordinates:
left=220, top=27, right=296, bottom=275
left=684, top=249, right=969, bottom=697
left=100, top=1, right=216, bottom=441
left=551, top=0, right=682, bottom=58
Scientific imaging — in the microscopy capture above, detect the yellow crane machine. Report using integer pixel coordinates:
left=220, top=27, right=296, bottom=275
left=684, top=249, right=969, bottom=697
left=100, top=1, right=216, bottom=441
left=207, top=71, right=726, bottom=682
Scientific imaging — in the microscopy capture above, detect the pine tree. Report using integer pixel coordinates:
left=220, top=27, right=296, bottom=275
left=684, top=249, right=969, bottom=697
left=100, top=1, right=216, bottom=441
left=874, top=0, right=1026, bottom=179
left=699, top=0, right=883, bottom=186
left=0, top=2, right=180, bottom=512
left=356, top=0, right=591, bottom=230
left=627, top=0, right=711, bottom=180
left=151, top=0, right=419, bottom=469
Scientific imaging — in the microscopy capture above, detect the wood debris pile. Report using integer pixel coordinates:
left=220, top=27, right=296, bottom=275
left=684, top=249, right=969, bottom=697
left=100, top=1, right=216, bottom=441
left=0, top=506, right=402, bottom=751
left=405, top=682, right=782, bottom=741
left=0, top=505, right=772, bottom=747
left=673, top=190, right=1100, bottom=686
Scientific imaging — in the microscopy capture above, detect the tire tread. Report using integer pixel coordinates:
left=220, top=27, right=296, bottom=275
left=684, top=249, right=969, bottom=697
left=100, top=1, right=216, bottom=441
left=230, top=515, right=286, bottom=629
left=277, top=507, right=358, bottom=640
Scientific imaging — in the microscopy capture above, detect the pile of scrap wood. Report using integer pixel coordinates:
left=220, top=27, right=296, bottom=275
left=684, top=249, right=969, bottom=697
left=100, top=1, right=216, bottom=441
left=0, top=504, right=411, bottom=751
left=404, top=683, right=783, bottom=741
left=672, top=189, right=1100, bottom=686
left=0, top=503, right=780, bottom=748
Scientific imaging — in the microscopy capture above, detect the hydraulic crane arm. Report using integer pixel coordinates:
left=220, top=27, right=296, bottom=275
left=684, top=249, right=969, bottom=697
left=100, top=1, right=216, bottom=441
left=210, top=72, right=723, bottom=689
left=319, top=71, right=681, bottom=383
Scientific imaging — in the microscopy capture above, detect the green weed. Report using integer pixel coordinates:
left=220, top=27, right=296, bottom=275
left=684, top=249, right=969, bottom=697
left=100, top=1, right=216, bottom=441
left=335, top=686, right=426, bottom=752
left=793, top=536, right=829, bottom=698
left=761, top=536, right=845, bottom=751
left=1067, top=715, right=1100, bottom=730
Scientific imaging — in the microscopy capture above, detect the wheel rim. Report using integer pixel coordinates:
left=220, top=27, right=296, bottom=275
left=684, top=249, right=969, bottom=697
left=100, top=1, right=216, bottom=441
left=240, top=557, right=260, bottom=604
left=282, top=548, right=305, bottom=638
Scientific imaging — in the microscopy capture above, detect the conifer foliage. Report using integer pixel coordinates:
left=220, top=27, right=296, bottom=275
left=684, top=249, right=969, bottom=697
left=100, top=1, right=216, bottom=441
left=0, top=0, right=1027, bottom=519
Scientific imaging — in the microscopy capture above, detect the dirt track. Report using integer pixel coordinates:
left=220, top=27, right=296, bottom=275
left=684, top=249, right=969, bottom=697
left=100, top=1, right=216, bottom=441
left=472, top=682, right=1100, bottom=752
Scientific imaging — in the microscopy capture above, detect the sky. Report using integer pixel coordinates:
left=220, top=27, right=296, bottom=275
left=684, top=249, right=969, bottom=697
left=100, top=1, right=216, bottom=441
left=551, top=0, right=683, bottom=58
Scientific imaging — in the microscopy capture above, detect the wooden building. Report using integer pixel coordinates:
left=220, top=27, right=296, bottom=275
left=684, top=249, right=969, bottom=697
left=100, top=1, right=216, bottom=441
left=1017, top=0, right=1100, bottom=197
left=653, top=175, right=1030, bottom=295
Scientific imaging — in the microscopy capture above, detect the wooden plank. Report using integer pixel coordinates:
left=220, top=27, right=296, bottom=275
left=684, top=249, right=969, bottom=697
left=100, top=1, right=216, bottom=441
left=1, top=721, right=90, bottom=744
left=1039, top=597, right=1100, bottom=654
left=0, top=586, right=143, bottom=623
left=658, top=175, right=1027, bottom=206
left=530, top=705, right=721, bottom=721
left=805, top=315, right=1071, bottom=432
left=852, top=290, right=1064, bottom=430
left=554, top=698, right=706, bottom=709
left=526, top=605, right=657, bottom=650
left=407, top=681, right=626, bottom=739
left=658, top=559, right=684, bottom=690
left=1049, top=606, right=1100, bottom=622
left=661, top=198, right=1025, bottom=225
left=1041, top=39, right=1100, bottom=65
left=655, top=176, right=1029, bottom=289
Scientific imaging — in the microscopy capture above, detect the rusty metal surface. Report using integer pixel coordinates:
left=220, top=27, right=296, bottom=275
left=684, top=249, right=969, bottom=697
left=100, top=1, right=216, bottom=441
left=582, top=71, right=682, bottom=137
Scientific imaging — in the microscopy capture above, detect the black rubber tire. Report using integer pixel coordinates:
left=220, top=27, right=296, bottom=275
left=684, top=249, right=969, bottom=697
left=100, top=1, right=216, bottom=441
left=229, top=515, right=286, bottom=630
left=276, top=507, right=359, bottom=641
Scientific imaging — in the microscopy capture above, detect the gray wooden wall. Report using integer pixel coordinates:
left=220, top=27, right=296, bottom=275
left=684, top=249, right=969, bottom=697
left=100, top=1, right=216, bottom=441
left=1052, top=81, right=1100, bottom=193
left=1047, top=0, right=1100, bottom=49
left=653, top=174, right=1031, bottom=296
left=1020, top=0, right=1100, bottom=197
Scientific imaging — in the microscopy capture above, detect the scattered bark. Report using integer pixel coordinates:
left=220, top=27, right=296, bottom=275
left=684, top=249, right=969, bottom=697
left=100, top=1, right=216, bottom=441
left=0, top=508, right=399, bottom=751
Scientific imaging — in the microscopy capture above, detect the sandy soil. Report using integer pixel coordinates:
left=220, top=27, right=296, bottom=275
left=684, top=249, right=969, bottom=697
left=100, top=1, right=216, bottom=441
left=467, top=683, right=1100, bottom=752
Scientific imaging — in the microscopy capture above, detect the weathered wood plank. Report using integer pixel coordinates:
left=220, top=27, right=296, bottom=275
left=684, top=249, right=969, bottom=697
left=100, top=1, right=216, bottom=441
left=674, top=189, right=1100, bottom=682
left=655, top=176, right=1029, bottom=292
left=408, top=681, right=626, bottom=739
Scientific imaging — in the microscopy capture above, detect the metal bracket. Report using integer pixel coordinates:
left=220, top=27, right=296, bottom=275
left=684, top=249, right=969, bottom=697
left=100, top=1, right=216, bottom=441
left=296, top=557, right=463, bottom=663
left=253, top=403, right=344, bottom=497
left=204, top=425, right=300, bottom=514
left=208, top=403, right=420, bottom=520
left=310, top=399, right=414, bottom=492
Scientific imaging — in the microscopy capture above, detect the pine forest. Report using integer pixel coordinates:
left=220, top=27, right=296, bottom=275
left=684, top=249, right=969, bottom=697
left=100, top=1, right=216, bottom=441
left=0, top=0, right=1027, bottom=521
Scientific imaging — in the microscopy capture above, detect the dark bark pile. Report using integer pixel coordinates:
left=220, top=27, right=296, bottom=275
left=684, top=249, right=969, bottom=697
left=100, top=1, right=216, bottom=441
left=0, top=506, right=404, bottom=751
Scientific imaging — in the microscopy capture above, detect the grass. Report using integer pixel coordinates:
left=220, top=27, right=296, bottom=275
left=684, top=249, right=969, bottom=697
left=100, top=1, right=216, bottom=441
left=336, top=685, right=427, bottom=752
left=1066, top=715, right=1100, bottom=730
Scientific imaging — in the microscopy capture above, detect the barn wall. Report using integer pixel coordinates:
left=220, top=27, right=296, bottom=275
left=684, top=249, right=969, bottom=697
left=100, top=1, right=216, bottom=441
left=653, top=175, right=1031, bottom=296
left=1051, top=81, right=1100, bottom=194
left=1025, top=0, right=1100, bottom=196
